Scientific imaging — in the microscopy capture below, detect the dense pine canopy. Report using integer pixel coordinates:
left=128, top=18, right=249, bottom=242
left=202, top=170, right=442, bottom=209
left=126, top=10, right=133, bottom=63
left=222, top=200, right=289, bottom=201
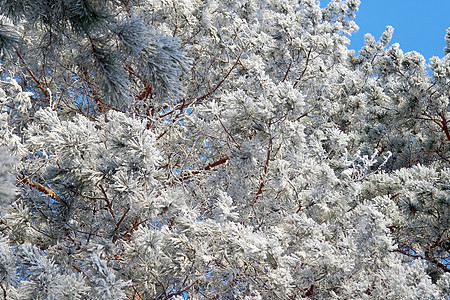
left=0, top=0, right=449, bottom=299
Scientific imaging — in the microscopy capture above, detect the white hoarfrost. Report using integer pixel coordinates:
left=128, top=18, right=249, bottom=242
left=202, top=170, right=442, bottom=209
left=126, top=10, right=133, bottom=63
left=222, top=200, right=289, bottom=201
left=0, top=0, right=448, bottom=299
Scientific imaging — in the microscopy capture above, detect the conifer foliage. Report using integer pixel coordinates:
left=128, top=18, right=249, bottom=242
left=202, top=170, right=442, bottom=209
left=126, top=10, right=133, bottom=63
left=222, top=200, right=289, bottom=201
left=0, top=0, right=449, bottom=299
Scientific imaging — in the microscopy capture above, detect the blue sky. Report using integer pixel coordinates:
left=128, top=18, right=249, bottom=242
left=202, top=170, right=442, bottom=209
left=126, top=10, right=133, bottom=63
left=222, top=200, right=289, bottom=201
left=324, top=0, right=450, bottom=61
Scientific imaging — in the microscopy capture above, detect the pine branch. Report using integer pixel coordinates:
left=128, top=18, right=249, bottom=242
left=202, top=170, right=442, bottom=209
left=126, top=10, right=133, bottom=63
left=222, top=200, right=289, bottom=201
left=169, top=156, right=230, bottom=185
left=395, top=248, right=450, bottom=273
left=157, top=48, right=244, bottom=121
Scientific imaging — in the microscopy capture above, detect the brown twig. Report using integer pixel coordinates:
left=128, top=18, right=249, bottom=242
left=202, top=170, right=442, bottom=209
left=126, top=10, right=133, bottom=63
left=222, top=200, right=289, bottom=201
left=255, top=133, right=273, bottom=201
left=17, top=175, right=60, bottom=201
left=282, top=60, right=293, bottom=82
left=169, top=156, right=230, bottom=185
left=115, top=206, right=130, bottom=232
left=1, top=284, right=6, bottom=299
left=437, top=112, right=450, bottom=142
left=99, top=184, right=115, bottom=218
left=16, top=50, right=50, bottom=100
left=293, top=48, right=312, bottom=88
left=72, top=263, right=88, bottom=277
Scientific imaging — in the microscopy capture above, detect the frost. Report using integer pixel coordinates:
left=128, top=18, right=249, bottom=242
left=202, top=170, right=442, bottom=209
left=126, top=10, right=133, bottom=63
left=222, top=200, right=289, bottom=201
left=0, top=0, right=448, bottom=298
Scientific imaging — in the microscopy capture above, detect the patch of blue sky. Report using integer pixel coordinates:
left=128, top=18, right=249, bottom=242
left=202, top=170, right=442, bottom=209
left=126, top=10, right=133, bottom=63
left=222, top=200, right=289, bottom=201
left=321, top=0, right=450, bottom=61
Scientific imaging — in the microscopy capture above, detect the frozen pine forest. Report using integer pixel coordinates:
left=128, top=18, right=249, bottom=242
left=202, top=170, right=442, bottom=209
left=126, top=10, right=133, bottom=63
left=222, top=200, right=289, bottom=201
left=0, top=0, right=449, bottom=299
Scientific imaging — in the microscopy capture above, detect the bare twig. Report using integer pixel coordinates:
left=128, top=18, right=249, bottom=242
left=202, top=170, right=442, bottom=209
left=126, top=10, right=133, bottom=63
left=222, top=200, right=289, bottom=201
left=255, top=131, right=273, bottom=201
left=17, top=175, right=60, bottom=201
left=99, top=184, right=115, bottom=218
left=16, top=50, right=50, bottom=100
left=293, top=48, right=312, bottom=88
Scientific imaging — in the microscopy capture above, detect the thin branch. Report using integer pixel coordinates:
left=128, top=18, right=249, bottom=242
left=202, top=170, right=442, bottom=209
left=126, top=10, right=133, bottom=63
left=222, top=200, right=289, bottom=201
left=157, top=50, right=245, bottom=140
left=296, top=111, right=309, bottom=121
left=72, top=264, right=88, bottom=277
left=218, top=117, right=240, bottom=149
left=437, top=112, right=450, bottom=142
left=17, top=175, right=60, bottom=201
left=293, top=48, right=312, bottom=88
left=395, top=248, right=450, bottom=273
left=158, top=48, right=245, bottom=120
left=169, top=156, right=230, bottom=185
left=99, top=184, right=115, bottom=218
left=282, top=60, right=293, bottom=82
left=255, top=133, right=273, bottom=201
left=122, top=217, right=149, bottom=240
left=0, top=284, right=6, bottom=300
left=16, top=50, right=50, bottom=100
left=115, top=206, right=130, bottom=232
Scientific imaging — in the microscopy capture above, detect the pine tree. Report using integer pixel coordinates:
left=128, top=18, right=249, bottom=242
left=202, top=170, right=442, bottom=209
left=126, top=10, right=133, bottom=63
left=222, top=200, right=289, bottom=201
left=0, top=0, right=448, bottom=299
